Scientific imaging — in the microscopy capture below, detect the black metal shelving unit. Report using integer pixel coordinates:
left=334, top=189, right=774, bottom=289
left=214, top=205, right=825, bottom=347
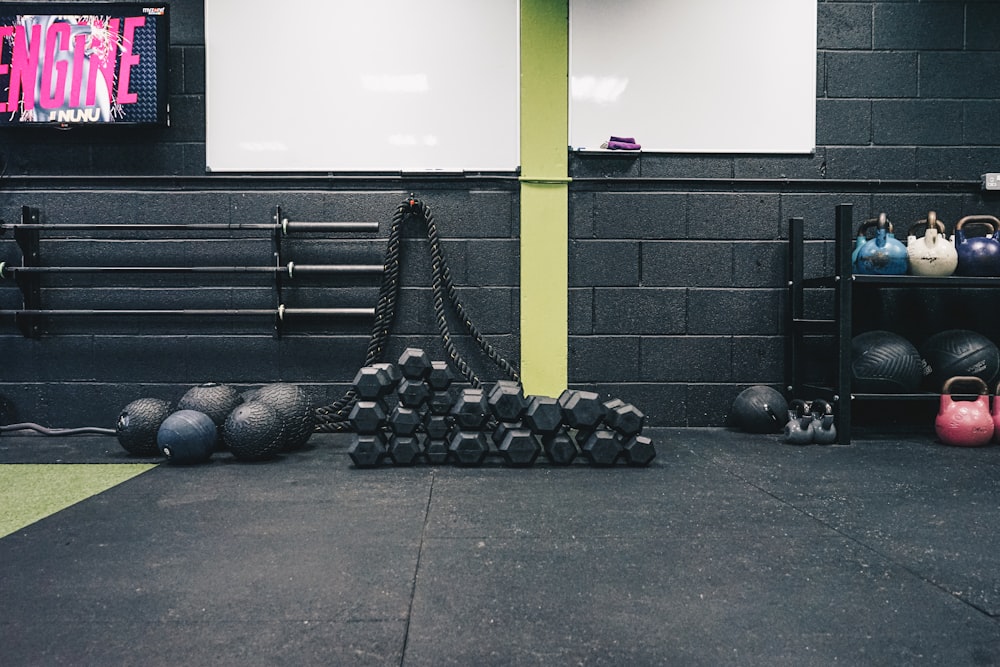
left=786, top=203, right=1000, bottom=445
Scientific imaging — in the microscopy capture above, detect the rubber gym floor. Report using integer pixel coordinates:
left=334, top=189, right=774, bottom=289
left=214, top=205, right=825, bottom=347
left=2, top=428, right=999, bottom=666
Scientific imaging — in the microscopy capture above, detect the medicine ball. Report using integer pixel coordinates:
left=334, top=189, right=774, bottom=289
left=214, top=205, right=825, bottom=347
left=851, top=330, right=923, bottom=393
left=223, top=400, right=284, bottom=461
left=116, top=397, right=172, bottom=457
left=729, top=385, right=788, bottom=433
left=253, top=383, right=316, bottom=450
left=919, top=329, right=1000, bottom=391
left=157, top=410, right=217, bottom=465
left=177, top=382, right=242, bottom=427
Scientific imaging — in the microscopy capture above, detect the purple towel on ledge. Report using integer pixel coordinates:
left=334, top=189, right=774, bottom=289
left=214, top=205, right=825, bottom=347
left=602, top=139, right=641, bottom=150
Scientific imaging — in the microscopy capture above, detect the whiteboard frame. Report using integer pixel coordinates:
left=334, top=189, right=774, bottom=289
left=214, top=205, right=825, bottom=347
left=568, top=0, right=817, bottom=155
left=204, top=1, right=520, bottom=173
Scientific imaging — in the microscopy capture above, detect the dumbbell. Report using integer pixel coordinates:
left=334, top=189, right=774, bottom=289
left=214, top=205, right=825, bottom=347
left=559, top=389, right=607, bottom=431
left=450, top=388, right=489, bottom=430
left=397, top=378, right=430, bottom=409
left=495, top=427, right=541, bottom=467
left=579, top=429, right=623, bottom=466
left=352, top=365, right=395, bottom=400
left=541, top=430, right=578, bottom=465
left=388, top=405, right=422, bottom=436
left=487, top=380, right=528, bottom=423
left=448, top=429, right=490, bottom=466
left=522, top=395, right=564, bottom=435
left=388, top=433, right=424, bottom=466
left=604, top=400, right=645, bottom=437
left=348, top=399, right=388, bottom=434
left=422, top=438, right=450, bottom=464
left=423, top=412, right=452, bottom=440
left=426, top=361, right=455, bottom=391
left=348, top=432, right=387, bottom=468
left=622, top=434, right=656, bottom=466
left=398, top=347, right=432, bottom=380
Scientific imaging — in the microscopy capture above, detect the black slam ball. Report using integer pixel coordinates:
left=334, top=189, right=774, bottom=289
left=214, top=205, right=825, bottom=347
left=223, top=400, right=284, bottom=462
left=851, top=330, right=923, bottom=393
left=919, top=329, right=1000, bottom=392
left=116, top=397, right=173, bottom=457
left=253, top=383, right=316, bottom=450
left=177, top=383, right=243, bottom=428
left=730, top=386, right=788, bottom=434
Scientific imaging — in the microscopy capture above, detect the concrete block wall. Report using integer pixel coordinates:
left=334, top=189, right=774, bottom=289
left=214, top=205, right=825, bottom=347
left=2, top=0, right=1000, bottom=429
left=568, top=0, right=1000, bottom=426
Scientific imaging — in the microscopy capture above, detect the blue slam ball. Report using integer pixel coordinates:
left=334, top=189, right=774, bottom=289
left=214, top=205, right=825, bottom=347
left=157, top=410, right=217, bottom=465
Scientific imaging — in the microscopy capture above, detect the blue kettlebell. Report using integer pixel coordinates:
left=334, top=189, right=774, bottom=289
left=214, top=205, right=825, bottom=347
left=954, top=215, right=1000, bottom=277
left=852, top=213, right=909, bottom=275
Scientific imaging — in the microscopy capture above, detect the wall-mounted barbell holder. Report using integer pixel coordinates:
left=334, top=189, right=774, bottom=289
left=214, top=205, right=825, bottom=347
left=1, top=206, right=382, bottom=338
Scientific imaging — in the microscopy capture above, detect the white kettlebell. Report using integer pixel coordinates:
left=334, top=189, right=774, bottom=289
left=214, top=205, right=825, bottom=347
left=907, top=211, right=958, bottom=277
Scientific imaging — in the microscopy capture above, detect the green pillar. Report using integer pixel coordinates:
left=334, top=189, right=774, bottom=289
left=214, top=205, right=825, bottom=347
left=520, top=0, right=569, bottom=397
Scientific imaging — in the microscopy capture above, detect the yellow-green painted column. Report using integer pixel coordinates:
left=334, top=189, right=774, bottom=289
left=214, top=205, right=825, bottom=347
left=520, top=0, right=569, bottom=397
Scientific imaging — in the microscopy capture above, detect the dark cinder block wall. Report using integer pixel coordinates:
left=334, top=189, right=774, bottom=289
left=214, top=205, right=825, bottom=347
left=2, top=1, right=1000, bottom=430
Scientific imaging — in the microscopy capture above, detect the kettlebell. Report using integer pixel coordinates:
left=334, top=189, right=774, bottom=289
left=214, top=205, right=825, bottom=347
left=783, top=399, right=814, bottom=445
left=852, top=213, right=909, bottom=275
left=954, top=215, right=1000, bottom=277
left=906, top=212, right=958, bottom=277
left=992, top=381, right=1000, bottom=444
left=809, top=399, right=837, bottom=445
left=935, top=376, right=994, bottom=447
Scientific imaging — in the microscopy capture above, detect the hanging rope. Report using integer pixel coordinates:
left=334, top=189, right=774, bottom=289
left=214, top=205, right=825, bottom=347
left=313, top=196, right=518, bottom=432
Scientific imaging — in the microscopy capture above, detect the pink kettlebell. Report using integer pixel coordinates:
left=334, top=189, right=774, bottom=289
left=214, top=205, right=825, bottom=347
left=935, top=376, right=994, bottom=447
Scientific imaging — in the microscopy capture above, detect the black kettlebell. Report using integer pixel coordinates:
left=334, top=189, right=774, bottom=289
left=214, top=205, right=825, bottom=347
left=809, top=399, right=837, bottom=445
left=783, top=399, right=814, bottom=445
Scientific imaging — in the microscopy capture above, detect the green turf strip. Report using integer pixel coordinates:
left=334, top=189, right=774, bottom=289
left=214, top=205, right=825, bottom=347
left=0, top=464, right=156, bottom=539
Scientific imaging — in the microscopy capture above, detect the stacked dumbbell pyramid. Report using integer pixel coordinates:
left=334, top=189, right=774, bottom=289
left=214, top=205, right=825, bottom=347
left=347, top=347, right=656, bottom=468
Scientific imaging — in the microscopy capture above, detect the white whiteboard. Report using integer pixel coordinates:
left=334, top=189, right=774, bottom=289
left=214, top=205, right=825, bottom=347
left=569, top=0, right=817, bottom=154
left=205, top=1, right=519, bottom=172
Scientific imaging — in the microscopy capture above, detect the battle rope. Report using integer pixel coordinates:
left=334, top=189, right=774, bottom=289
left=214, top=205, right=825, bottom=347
left=313, top=196, right=518, bottom=432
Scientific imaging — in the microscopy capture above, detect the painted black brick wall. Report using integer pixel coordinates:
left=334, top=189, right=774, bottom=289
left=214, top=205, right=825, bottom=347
left=569, top=0, right=1000, bottom=426
left=2, top=1, right=1000, bottom=430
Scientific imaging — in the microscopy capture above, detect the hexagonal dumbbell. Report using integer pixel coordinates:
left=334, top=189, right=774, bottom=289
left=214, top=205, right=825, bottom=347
left=398, top=347, right=432, bottom=380
left=522, top=395, right=563, bottom=435
left=487, top=380, right=527, bottom=423
left=422, top=438, right=450, bottom=464
left=426, top=361, right=455, bottom=391
left=541, top=431, right=578, bottom=465
left=427, top=388, right=455, bottom=415
left=423, top=413, right=451, bottom=440
left=606, top=402, right=645, bottom=438
left=371, top=362, right=402, bottom=386
left=450, top=388, right=489, bottom=430
left=497, top=428, right=540, bottom=467
left=580, top=429, right=623, bottom=466
left=491, top=421, right=523, bottom=447
left=348, top=400, right=388, bottom=434
left=396, top=378, right=430, bottom=409
left=388, top=433, right=424, bottom=466
left=448, top=430, right=489, bottom=466
left=348, top=432, right=387, bottom=468
left=623, top=434, right=656, bottom=467
left=559, top=390, right=607, bottom=431
left=352, top=365, right=395, bottom=400
left=388, top=405, right=422, bottom=436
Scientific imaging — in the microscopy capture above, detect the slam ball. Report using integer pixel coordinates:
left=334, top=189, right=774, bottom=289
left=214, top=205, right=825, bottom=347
left=851, top=330, right=923, bottom=393
left=253, top=383, right=316, bottom=450
left=730, top=386, right=788, bottom=433
left=920, top=329, right=1000, bottom=391
left=116, top=397, right=173, bottom=457
left=177, top=382, right=242, bottom=428
left=223, top=400, right=284, bottom=461
left=157, top=410, right=217, bottom=465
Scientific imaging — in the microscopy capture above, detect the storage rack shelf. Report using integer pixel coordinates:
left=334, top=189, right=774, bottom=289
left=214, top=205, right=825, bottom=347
left=785, top=203, right=1000, bottom=445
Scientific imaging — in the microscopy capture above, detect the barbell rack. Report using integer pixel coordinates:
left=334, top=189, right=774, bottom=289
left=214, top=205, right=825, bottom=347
left=1, top=205, right=381, bottom=338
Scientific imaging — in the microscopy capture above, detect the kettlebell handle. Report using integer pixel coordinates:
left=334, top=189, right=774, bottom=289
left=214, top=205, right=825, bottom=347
left=955, top=215, right=1000, bottom=235
left=940, top=375, right=989, bottom=396
left=907, top=211, right=947, bottom=237
left=856, top=212, right=894, bottom=239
